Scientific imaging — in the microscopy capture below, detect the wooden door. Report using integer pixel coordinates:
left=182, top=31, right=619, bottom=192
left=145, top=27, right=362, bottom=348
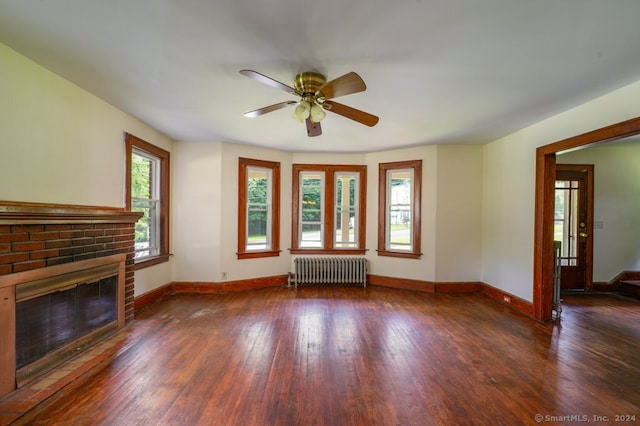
left=555, top=166, right=592, bottom=290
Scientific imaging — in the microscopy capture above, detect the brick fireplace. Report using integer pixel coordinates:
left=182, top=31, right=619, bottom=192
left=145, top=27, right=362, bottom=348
left=0, top=201, right=141, bottom=398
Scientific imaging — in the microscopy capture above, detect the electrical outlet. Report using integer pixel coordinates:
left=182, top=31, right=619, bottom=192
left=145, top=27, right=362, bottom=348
left=222, top=272, right=227, bottom=280
left=503, top=295, right=511, bottom=303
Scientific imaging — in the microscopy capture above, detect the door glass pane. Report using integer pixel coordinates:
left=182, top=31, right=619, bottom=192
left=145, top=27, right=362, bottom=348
left=387, top=170, right=412, bottom=250
left=335, top=173, right=357, bottom=248
left=554, top=180, right=578, bottom=266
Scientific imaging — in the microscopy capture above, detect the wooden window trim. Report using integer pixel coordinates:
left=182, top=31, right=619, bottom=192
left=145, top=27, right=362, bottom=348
left=125, top=133, right=170, bottom=269
left=377, top=159, right=422, bottom=259
left=291, top=164, right=366, bottom=255
left=237, top=158, right=281, bottom=259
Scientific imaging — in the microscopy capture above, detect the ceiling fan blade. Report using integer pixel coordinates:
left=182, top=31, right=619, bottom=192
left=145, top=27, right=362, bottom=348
left=316, top=72, right=366, bottom=100
left=243, top=101, right=297, bottom=118
left=322, top=101, right=379, bottom=127
left=306, top=118, right=322, bottom=137
left=239, top=70, right=299, bottom=95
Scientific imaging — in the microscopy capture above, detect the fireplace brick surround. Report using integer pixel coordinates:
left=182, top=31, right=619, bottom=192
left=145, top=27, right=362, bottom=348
left=0, top=201, right=141, bottom=324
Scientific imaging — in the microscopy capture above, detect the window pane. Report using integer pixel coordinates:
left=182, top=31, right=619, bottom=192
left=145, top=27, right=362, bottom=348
left=131, top=149, right=160, bottom=260
left=247, top=169, right=268, bottom=204
left=131, top=153, right=152, bottom=199
left=302, top=202, right=322, bottom=222
left=300, top=172, right=323, bottom=247
left=387, top=170, right=413, bottom=251
left=246, top=167, right=271, bottom=251
left=300, top=223, right=322, bottom=247
left=388, top=205, right=411, bottom=249
left=132, top=198, right=159, bottom=258
left=335, top=173, right=357, bottom=248
left=247, top=206, right=268, bottom=250
left=390, top=171, right=411, bottom=203
left=302, top=174, right=322, bottom=222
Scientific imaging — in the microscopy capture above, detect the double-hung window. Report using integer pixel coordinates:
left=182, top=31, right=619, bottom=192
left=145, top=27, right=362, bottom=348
left=378, top=160, right=422, bottom=258
left=335, top=172, right=360, bottom=249
left=125, top=133, right=170, bottom=268
left=298, top=170, right=324, bottom=248
left=292, top=164, right=366, bottom=254
left=237, top=158, right=280, bottom=259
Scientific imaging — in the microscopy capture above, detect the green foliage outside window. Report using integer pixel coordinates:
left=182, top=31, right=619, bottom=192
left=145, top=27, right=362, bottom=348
left=132, top=153, right=152, bottom=244
left=247, top=176, right=268, bottom=237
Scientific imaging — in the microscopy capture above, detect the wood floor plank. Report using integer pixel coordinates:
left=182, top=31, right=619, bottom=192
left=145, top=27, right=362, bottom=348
left=17, top=288, right=640, bottom=425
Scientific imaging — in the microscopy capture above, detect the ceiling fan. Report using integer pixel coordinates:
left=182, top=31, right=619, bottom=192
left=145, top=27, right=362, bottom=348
left=239, top=69, right=379, bottom=137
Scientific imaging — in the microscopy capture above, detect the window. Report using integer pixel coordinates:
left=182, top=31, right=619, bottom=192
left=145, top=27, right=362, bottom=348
left=334, top=172, right=360, bottom=249
left=378, top=160, right=422, bottom=258
left=237, top=158, right=280, bottom=259
left=292, top=164, right=366, bottom=254
left=125, top=133, right=170, bottom=268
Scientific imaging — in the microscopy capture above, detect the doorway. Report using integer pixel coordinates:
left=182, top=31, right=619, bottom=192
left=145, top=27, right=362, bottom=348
left=533, top=116, right=640, bottom=321
left=554, top=165, right=593, bottom=291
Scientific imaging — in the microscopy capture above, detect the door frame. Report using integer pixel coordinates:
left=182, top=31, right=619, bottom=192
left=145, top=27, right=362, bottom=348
left=533, top=116, right=640, bottom=321
left=555, top=164, right=594, bottom=291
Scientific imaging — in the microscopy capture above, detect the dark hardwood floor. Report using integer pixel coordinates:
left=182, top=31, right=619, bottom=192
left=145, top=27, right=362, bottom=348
left=17, top=287, right=640, bottom=425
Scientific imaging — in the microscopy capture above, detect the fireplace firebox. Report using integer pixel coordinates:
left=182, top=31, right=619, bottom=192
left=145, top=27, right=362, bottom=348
left=1, top=254, right=126, bottom=394
left=16, top=273, right=117, bottom=369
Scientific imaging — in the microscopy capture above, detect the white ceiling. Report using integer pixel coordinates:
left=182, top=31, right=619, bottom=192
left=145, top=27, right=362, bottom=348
left=1, top=0, right=640, bottom=153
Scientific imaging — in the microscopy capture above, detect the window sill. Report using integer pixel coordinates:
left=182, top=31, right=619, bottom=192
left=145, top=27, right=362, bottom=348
left=289, top=248, right=367, bottom=255
left=376, top=250, right=422, bottom=259
left=134, top=254, right=171, bottom=270
left=237, top=250, right=281, bottom=260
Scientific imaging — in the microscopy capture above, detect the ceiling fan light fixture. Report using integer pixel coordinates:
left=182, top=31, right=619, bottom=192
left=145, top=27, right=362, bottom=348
left=292, top=100, right=311, bottom=122
left=240, top=69, right=378, bottom=137
left=310, top=103, right=326, bottom=122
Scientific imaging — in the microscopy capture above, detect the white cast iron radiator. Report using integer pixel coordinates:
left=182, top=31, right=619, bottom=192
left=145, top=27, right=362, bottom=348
left=293, top=257, right=367, bottom=288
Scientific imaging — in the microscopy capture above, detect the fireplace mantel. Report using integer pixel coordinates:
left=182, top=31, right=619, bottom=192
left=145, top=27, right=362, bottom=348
left=0, top=200, right=142, bottom=224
